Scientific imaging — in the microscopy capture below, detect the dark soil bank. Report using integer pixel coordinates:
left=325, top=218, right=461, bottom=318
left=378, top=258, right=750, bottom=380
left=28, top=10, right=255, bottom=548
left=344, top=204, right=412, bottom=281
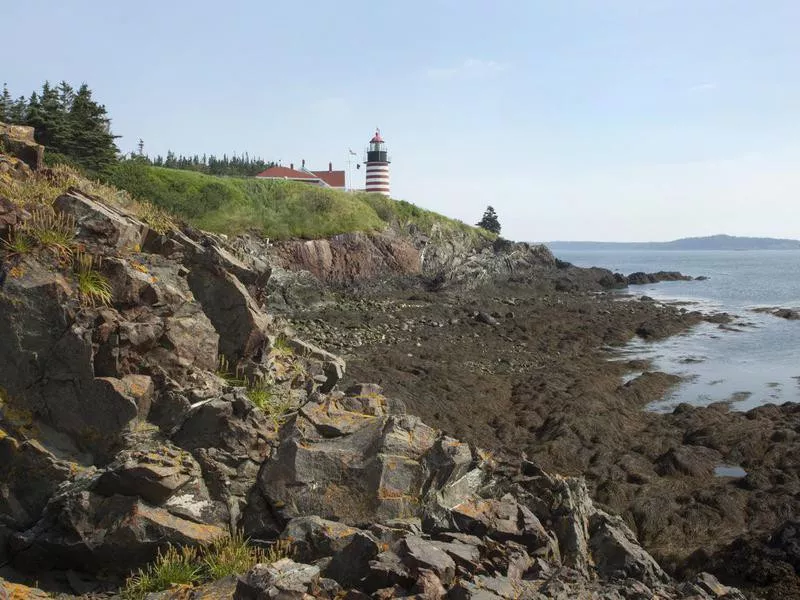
left=287, top=284, right=800, bottom=599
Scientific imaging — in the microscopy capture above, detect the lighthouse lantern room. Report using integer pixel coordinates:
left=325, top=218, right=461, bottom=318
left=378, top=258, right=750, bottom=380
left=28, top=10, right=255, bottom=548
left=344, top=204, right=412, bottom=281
left=365, top=128, right=391, bottom=196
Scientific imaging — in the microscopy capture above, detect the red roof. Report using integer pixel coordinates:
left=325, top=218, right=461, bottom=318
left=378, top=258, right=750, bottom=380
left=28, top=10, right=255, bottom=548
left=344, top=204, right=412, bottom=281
left=312, top=170, right=345, bottom=188
left=255, top=166, right=318, bottom=180
left=370, top=129, right=384, bottom=143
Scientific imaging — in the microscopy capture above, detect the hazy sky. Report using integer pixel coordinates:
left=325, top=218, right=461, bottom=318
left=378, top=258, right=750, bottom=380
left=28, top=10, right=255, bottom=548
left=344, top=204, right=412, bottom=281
left=5, top=1, right=800, bottom=241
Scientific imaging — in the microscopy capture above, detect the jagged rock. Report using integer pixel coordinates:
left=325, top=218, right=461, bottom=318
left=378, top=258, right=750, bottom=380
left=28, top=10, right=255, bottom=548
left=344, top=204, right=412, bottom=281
left=401, top=536, right=456, bottom=585
left=192, top=239, right=271, bottom=289
left=513, top=471, right=595, bottom=575
left=281, top=516, right=370, bottom=560
left=12, top=486, right=227, bottom=574
left=411, top=569, right=447, bottom=599
left=93, top=443, right=200, bottom=505
left=255, top=405, right=483, bottom=528
left=287, top=338, right=345, bottom=393
left=169, top=393, right=277, bottom=531
left=281, top=517, right=380, bottom=587
left=0, top=264, right=156, bottom=456
left=54, top=188, right=148, bottom=252
left=427, top=539, right=481, bottom=572
left=172, top=396, right=275, bottom=465
left=0, top=427, right=76, bottom=534
left=148, top=389, right=192, bottom=434
left=0, top=122, right=44, bottom=170
left=0, top=195, right=28, bottom=237
left=449, top=575, right=524, bottom=600
left=588, top=510, right=670, bottom=586
left=235, top=559, right=324, bottom=600
left=300, top=392, right=383, bottom=437
left=483, top=540, right=533, bottom=580
left=187, top=264, right=271, bottom=363
left=364, top=551, right=415, bottom=592
left=143, top=575, right=238, bottom=600
left=449, top=495, right=557, bottom=558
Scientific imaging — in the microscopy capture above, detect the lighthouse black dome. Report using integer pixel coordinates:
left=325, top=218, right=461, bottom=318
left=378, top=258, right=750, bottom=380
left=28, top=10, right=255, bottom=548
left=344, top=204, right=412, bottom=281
left=365, top=128, right=391, bottom=195
left=366, top=128, right=389, bottom=164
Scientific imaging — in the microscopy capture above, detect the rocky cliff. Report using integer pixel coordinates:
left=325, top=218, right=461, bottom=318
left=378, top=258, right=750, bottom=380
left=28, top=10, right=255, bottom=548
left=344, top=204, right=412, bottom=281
left=0, top=144, right=741, bottom=598
left=0, top=141, right=745, bottom=599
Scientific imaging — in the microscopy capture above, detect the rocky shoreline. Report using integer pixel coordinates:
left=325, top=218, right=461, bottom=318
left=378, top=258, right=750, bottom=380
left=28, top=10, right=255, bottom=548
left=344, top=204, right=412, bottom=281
left=280, top=281, right=800, bottom=599
left=0, top=135, right=794, bottom=599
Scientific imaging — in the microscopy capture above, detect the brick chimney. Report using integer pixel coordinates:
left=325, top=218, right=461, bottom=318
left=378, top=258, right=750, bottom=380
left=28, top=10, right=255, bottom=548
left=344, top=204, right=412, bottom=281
left=290, top=163, right=294, bottom=170
left=328, top=162, right=332, bottom=172
left=302, top=159, right=306, bottom=169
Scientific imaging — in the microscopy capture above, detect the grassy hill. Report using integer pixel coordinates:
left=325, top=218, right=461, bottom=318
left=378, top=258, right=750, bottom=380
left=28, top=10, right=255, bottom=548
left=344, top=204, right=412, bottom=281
left=107, top=161, right=492, bottom=242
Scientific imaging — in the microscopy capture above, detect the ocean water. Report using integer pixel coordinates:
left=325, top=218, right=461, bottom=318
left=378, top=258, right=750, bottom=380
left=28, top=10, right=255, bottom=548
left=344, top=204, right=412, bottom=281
left=556, top=250, right=800, bottom=412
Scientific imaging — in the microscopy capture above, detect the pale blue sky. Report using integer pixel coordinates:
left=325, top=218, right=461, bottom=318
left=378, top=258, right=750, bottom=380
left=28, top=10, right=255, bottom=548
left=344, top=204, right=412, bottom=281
left=5, top=1, right=800, bottom=241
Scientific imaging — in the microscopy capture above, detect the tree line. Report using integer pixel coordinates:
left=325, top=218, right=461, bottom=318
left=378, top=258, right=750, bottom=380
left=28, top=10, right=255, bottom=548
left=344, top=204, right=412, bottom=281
left=1, top=81, right=119, bottom=173
left=1, top=80, right=274, bottom=178
left=138, top=151, right=275, bottom=177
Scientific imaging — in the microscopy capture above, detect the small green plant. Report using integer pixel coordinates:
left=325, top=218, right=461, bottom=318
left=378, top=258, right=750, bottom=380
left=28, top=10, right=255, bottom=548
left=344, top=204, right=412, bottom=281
left=123, top=535, right=292, bottom=600
left=24, top=207, right=76, bottom=257
left=289, top=360, right=306, bottom=379
left=264, top=538, right=294, bottom=564
left=123, top=545, right=202, bottom=600
left=271, top=336, right=294, bottom=359
left=216, top=355, right=246, bottom=386
left=1, top=227, right=34, bottom=257
left=244, top=375, right=294, bottom=426
left=245, top=375, right=274, bottom=410
left=202, top=532, right=267, bottom=581
left=75, top=252, right=112, bottom=306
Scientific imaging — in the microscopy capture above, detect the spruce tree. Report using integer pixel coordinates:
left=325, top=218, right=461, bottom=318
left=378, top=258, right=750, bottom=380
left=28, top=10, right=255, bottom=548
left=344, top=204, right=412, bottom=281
left=8, top=96, right=27, bottom=124
left=66, top=83, right=119, bottom=172
left=476, top=205, right=501, bottom=234
left=0, top=84, right=11, bottom=122
left=36, top=81, right=70, bottom=151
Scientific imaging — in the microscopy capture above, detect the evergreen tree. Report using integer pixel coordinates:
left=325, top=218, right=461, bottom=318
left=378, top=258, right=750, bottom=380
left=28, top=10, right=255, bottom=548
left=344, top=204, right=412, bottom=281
left=35, top=81, right=70, bottom=150
left=7, top=96, right=27, bottom=124
left=66, top=83, right=119, bottom=172
left=0, top=84, right=11, bottom=122
left=476, top=205, right=501, bottom=234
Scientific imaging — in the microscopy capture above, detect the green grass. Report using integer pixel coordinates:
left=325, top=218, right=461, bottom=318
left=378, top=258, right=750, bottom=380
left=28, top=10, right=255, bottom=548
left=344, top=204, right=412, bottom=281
left=123, top=545, right=202, bottom=600
left=123, top=534, right=293, bottom=600
left=107, top=161, right=494, bottom=242
left=75, top=252, right=113, bottom=306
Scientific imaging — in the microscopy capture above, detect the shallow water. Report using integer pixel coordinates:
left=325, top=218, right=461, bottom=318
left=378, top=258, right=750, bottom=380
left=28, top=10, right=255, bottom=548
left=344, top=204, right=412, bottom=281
left=558, top=250, right=800, bottom=411
left=714, top=464, right=747, bottom=478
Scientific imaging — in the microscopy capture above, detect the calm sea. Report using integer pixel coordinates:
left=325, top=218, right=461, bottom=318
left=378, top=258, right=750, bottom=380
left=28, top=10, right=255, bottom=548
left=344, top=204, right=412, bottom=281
left=556, top=250, right=800, bottom=411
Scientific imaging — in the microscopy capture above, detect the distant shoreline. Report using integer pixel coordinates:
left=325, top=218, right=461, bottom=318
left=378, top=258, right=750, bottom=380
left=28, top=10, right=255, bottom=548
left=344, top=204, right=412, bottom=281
left=545, top=234, right=800, bottom=252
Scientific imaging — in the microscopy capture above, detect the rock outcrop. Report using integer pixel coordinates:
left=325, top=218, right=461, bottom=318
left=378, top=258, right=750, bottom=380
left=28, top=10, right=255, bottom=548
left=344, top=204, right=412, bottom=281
left=0, top=143, right=746, bottom=598
left=0, top=122, right=44, bottom=170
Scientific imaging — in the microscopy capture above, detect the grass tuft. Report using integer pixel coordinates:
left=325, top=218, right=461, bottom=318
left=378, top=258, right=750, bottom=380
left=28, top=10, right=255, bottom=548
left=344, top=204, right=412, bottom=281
left=202, top=532, right=267, bottom=581
left=123, top=545, right=202, bottom=600
left=75, top=251, right=113, bottom=306
left=24, top=207, right=76, bottom=257
left=270, top=336, right=294, bottom=358
left=1, top=227, right=34, bottom=257
left=123, top=534, right=293, bottom=600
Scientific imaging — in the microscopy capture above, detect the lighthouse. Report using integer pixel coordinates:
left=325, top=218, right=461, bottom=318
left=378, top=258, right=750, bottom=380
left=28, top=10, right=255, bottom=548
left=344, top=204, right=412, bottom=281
left=365, top=128, right=391, bottom=196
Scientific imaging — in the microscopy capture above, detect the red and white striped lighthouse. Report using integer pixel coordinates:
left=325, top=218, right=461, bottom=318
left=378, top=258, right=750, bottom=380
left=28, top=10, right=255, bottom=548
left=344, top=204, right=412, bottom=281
left=365, top=128, right=391, bottom=196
